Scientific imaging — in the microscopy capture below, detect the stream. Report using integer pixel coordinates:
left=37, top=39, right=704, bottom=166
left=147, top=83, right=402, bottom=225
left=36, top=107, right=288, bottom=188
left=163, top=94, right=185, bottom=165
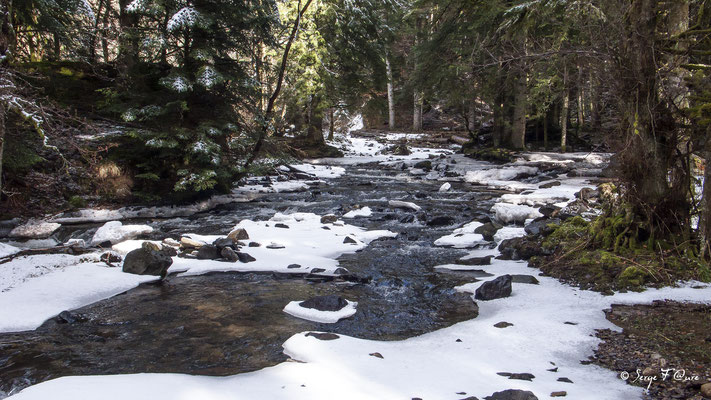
left=0, top=151, right=514, bottom=396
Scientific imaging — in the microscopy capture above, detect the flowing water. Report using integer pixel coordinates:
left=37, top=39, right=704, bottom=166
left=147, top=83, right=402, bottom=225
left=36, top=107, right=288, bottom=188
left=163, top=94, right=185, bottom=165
left=0, top=157, right=510, bottom=396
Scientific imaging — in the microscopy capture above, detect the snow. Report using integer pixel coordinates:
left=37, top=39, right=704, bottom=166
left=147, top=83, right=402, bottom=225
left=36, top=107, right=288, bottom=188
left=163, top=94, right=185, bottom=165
left=166, top=212, right=395, bottom=277
left=91, top=221, right=154, bottom=245
left=289, top=163, right=346, bottom=178
left=491, top=203, right=543, bottom=224
left=0, top=254, right=156, bottom=333
left=343, top=207, right=372, bottom=218
left=167, top=7, right=200, bottom=31
left=434, top=221, right=484, bottom=248
left=464, top=165, right=538, bottom=190
left=439, top=182, right=451, bottom=192
left=283, top=300, right=357, bottom=323
left=12, top=270, right=711, bottom=399
left=6, top=145, right=699, bottom=400
left=0, top=242, right=21, bottom=257
left=9, top=220, right=61, bottom=239
left=388, top=200, right=421, bottom=212
left=494, top=226, right=527, bottom=242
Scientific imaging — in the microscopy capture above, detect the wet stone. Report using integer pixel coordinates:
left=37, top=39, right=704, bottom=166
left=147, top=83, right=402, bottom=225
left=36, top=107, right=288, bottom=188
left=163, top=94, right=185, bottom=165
left=299, top=295, right=348, bottom=312
left=236, top=252, right=256, bottom=263
left=484, top=389, right=538, bottom=400
left=305, top=332, right=340, bottom=341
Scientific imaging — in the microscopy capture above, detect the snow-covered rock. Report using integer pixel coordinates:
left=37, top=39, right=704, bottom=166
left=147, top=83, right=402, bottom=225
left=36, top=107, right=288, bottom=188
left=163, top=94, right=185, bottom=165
left=91, top=221, right=154, bottom=246
left=491, top=203, right=542, bottom=224
left=9, top=220, right=61, bottom=239
left=388, top=200, right=421, bottom=212
left=343, top=207, right=372, bottom=218
left=439, top=182, right=451, bottom=192
left=283, top=299, right=357, bottom=323
left=434, top=221, right=485, bottom=248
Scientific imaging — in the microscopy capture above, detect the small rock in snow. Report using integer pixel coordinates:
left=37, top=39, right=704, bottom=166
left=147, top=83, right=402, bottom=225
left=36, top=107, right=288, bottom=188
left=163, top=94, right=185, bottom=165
left=305, top=332, right=339, bottom=341
left=227, top=227, right=250, bottom=241
left=369, top=352, right=384, bottom=359
left=550, top=392, right=567, bottom=397
left=557, top=377, right=573, bottom=383
left=343, top=236, right=358, bottom=244
left=287, top=264, right=301, bottom=269
left=266, top=243, right=285, bottom=249
left=497, top=372, right=535, bottom=381
left=180, top=237, right=205, bottom=249
left=320, top=215, right=338, bottom=224
left=236, top=252, right=256, bottom=263
left=275, top=223, right=290, bottom=229
left=248, top=242, right=260, bottom=247
left=221, top=247, right=239, bottom=262
left=494, top=321, right=514, bottom=328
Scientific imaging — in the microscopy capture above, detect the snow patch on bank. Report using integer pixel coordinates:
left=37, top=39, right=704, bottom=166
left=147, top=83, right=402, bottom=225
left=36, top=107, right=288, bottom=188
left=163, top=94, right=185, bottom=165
left=0, top=254, right=157, bottom=333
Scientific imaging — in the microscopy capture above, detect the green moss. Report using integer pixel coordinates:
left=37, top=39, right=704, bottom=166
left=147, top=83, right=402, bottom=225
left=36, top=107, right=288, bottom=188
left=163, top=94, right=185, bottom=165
left=617, top=266, right=650, bottom=289
left=67, top=195, right=86, bottom=209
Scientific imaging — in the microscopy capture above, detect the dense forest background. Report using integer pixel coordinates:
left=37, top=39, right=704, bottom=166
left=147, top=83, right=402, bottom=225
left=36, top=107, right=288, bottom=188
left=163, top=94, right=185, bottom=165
left=0, top=0, right=710, bottom=257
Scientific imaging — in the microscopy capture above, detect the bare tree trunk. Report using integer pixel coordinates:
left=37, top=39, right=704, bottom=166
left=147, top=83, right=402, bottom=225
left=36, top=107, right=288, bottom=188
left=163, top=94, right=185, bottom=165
left=0, top=102, right=5, bottom=197
left=511, top=70, right=527, bottom=150
left=701, top=133, right=711, bottom=257
left=560, top=65, right=569, bottom=153
left=385, top=49, right=395, bottom=130
left=413, top=91, right=423, bottom=131
left=543, top=111, right=549, bottom=150
left=327, top=107, right=335, bottom=140
left=577, top=66, right=584, bottom=132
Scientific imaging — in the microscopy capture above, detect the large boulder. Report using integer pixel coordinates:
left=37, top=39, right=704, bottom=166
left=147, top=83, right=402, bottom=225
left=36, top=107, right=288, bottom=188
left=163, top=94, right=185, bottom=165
left=299, top=295, right=348, bottom=312
left=475, top=222, right=501, bottom=241
left=475, top=275, right=512, bottom=301
left=122, top=247, right=173, bottom=277
left=484, top=389, right=538, bottom=400
left=498, top=237, right=542, bottom=260
left=196, top=244, right=220, bottom=260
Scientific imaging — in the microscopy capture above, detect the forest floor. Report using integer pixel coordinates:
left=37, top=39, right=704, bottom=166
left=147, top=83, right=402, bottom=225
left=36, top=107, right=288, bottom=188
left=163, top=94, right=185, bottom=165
left=0, top=131, right=710, bottom=400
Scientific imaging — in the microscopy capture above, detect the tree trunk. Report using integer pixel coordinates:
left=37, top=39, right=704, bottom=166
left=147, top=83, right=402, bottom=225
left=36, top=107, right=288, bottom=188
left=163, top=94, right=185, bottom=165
left=307, top=95, right=324, bottom=145
left=492, top=62, right=505, bottom=147
left=701, top=133, right=711, bottom=257
left=511, top=70, right=527, bottom=150
left=560, top=65, right=569, bottom=153
left=577, top=64, right=584, bottom=131
left=0, top=0, right=12, bottom=65
left=118, top=0, right=139, bottom=72
left=543, top=111, right=549, bottom=150
left=385, top=49, right=395, bottom=130
left=413, top=91, right=423, bottom=131
left=0, top=102, right=5, bottom=197
left=327, top=107, right=335, bottom=140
